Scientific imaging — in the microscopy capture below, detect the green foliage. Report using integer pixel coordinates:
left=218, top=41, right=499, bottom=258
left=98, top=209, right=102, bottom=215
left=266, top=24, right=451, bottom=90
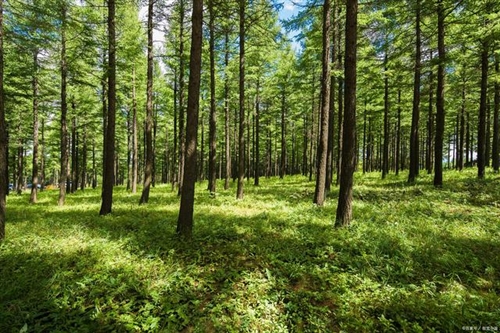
left=1, top=169, right=499, bottom=332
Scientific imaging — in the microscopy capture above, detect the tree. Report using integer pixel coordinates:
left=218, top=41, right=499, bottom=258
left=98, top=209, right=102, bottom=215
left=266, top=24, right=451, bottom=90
left=58, top=3, right=69, bottom=206
left=434, top=0, right=445, bottom=187
left=313, top=0, right=331, bottom=206
left=336, top=0, right=357, bottom=227
left=236, top=0, right=245, bottom=200
left=207, top=0, right=216, bottom=194
left=139, top=0, right=154, bottom=204
left=176, top=0, right=203, bottom=237
left=477, top=39, right=489, bottom=179
left=100, top=0, right=116, bottom=215
left=408, top=0, right=421, bottom=184
left=0, top=0, right=6, bottom=241
left=493, top=54, right=499, bottom=172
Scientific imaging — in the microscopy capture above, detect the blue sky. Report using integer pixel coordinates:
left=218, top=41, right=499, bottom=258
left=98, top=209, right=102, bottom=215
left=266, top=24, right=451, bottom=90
left=278, top=0, right=302, bottom=52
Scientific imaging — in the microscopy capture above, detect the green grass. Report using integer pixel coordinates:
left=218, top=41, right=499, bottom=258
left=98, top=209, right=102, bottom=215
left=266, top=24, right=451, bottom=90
left=1, top=169, right=499, bottom=332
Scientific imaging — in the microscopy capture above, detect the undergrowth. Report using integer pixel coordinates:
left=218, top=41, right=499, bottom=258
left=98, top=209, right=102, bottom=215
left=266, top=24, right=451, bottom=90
left=0, top=169, right=499, bottom=332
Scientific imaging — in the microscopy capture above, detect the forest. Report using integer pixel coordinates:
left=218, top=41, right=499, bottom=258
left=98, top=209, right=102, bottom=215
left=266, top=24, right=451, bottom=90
left=0, top=0, right=499, bottom=331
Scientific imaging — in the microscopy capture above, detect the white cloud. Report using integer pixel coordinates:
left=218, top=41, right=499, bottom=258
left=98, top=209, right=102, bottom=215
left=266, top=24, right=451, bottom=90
left=284, top=1, right=295, bottom=11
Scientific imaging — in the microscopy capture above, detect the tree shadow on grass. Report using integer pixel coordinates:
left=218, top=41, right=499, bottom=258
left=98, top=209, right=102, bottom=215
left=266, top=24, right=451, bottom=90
left=3, top=183, right=500, bottom=332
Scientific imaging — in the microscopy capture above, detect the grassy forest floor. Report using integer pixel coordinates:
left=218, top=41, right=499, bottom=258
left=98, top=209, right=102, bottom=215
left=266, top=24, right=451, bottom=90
left=1, top=169, right=499, bottom=332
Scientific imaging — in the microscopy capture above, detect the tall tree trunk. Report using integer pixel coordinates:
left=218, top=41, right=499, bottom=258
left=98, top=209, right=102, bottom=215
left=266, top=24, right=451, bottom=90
left=408, top=0, right=421, bottom=183
left=434, top=0, right=445, bottom=187
left=139, top=0, right=154, bottom=204
left=224, top=31, right=231, bottom=190
left=71, top=115, right=77, bottom=193
left=40, top=120, right=45, bottom=190
left=396, top=89, right=401, bottom=175
left=426, top=62, right=434, bottom=174
left=172, top=69, right=178, bottom=189
left=382, top=52, right=390, bottom=179
left=236, top=0, right=245, bottom=199
left=280, top=90, right=287, bottom=179
left=177, top=0, right=203, bottom=238
left=59, top=5, right=68, bottom=206
left=132, top=68, right=138, bottom=193
left=81, top=125, right=87, bottom=190
left=493, top=55, right=500, bottom=172
left=458, top=78, right=466, bottom=170
left=336, top=4, right=343, bottom=186
left=30, top=51, right=39, bottom=203
left=313, top=0, right=331, bottom=206
left=477, top=39, right=489, bottom=179
left=0, top=0, right=6, bottom=240
left=336, top=0, right=357, bottom=227
left=254, top=79, right=260, bottom=186
left=486, top=98, right=491, bottom=167
left=326, top=0, right=338, bottom=191
left=208, top=0, right=217, bottom=193
left=99, top=0, right=116, bottom=215
left=177, top=0, right=186, bottom=196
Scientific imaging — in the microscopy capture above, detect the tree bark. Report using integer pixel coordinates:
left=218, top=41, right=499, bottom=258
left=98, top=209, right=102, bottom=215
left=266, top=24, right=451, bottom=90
left=493, top=55, right=499, bottom=172
left=434, top=0, right=445, bottom=187
left=0, top=0, right=6, bottom=240
left=254, top=80, right=260, bottom=186
left=477, top=39, right=489, bottom=179
left=396, top=89, right=401, bottom=175
left=224, top=31, right=231, bottom=190
left=280, top=90, right=287, bottom=179
left=408, top=0, right=421, bottom=183
left=30, top=51, right=39, bottom=203
left=336, top=0, right=357, bottom=227
left=382, top=52, right=390, bottom=179
left=58, top=5, right=68, bottom=206
left=236, top=0, right=245, bottom=200
left=100, top=0, right=116, bottom=215
left=139, top=0, right=154, bottom=204
left=208, top=0, right=217, bottom=193
left=313, top=0, right=331, bottom=206
left=177, top=0, right=186, bottom=196
left=177, top=0, right=203, bottom=238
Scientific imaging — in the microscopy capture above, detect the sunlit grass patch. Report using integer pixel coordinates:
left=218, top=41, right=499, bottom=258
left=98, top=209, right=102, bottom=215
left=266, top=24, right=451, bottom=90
left=1, top=168, right=499, bottom=332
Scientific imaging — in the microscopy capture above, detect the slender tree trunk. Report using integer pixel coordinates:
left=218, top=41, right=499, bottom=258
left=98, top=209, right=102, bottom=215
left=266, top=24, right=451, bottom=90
left=396, top=89, right=401, bottom=175
left=477, top=39, right=489, bottom=179
left=254, top=80, right=260, bottom=186
left=236, top=0, right=245, bottom=199
left=131, top=68, right=138, bottom=193
left=0, top=0, right=6, bottom=240
left=171, top=69, right=178, bottom=189
left=326, top=0, right=338, bottom=191
left=426, top=63, right=434, bottom=174
left=177, top=0, right=203, bottom=238
left=382, top=52, right=390, bottom=179
left=408, top=0, right=421, bottom=183
left=92, top=139, right=97, bottom=189
left=40, top=120, right=45, bottom=190
left=71, top=115, right=77, bottom=193
left=178, top=0, right=186, bottom=196
left=336, top=5, right=343, bottom=186
left=486, top=99, right=491, bottom=167
left=493, top=55, right=500, bottom=172
left=458, top=79, right=465, bottom=171
left=59, top=5, right=68, bottom=206
left=313, top=0, right=331, bottom=206
left=100, top=0, right=116, bottom=215
left=208, top=0, right=216, bottom=193
left=280, top=90, right=287, bottom=179
left=434, top=0, right=445, bottom=187
left=139, top=0, right=154, bottom=204
left=336, top=0, right=357, bottom=227
left=30, top=51, right=39, bottom=203
left=224, top=31, right=231, bottom=190
left=81, top=125, right=87, bottom=190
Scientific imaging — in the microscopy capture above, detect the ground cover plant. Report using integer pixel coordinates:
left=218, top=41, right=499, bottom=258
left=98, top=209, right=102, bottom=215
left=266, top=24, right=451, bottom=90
left=1, top=169, right=499, bottom=332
